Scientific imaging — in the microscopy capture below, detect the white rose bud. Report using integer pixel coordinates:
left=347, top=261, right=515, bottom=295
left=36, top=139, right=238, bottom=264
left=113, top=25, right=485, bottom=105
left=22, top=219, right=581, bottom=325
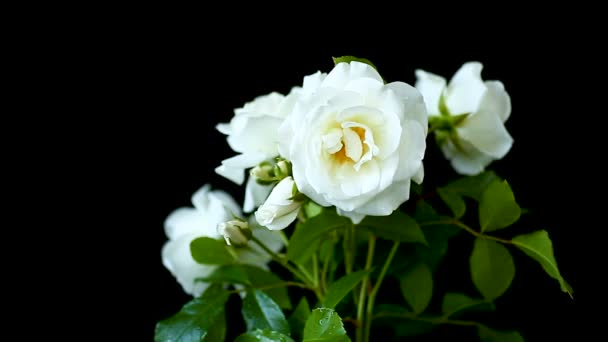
left=255, top=176, right=303, bottom=230
left=250, top=162, right=276, bottom=184
left=217, top=220, right=252, bottom=247
left=274, top=159, right=291, bottom=178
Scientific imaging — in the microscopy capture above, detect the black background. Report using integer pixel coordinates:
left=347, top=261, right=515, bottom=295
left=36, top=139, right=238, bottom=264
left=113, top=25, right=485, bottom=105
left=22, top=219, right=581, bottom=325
left=99, top=20, right=593, bottom=341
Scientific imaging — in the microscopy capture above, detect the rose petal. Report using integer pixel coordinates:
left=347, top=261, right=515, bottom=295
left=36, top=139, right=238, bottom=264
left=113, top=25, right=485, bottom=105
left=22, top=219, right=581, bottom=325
left=414, top=70, right=446, bottom=116
left=164, top=208, right=206, bottom=240
left=395, top=120, right=426, bottom=181
left=215, top=153, right=268, bottom=185
left=226, top=114, right=283, bottom=156
left=162, top=234, right=217, bottom=297
left=441, top=139, right=493, bottom=176
left=257, top=206, right=300, bottom=230
left=412, top=163, right=424, bottom=184
left=244, top=176, right=273, bottom=213
left=322, top=62, right=383, bottom=89
left=446, top=62, right=486, bottom=114
left=386, top=82, right=428, bottom=134
left=479, top=81, right=511, bottom=122
left=457, top=109, right=513, bottom=159
left=352, top=180, right=411, bottom=216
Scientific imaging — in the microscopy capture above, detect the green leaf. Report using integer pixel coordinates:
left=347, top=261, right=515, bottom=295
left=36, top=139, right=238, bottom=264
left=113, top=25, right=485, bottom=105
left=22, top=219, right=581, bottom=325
left=242, top=289, right=290, bottom=335
left=196, top=264, right=251, bottom=285
left=373, top=305, right=436, bottom=337
left=288, top=297, right=311, bottom=341
left=399, top=263, right=433, bottom=314
left=359, top=211, right=427, bottom=245
left=304, top=201, right=323, bottom=218
left=287, top=210, right=350, bottom=264
left=324, top=269, right=372, bottom=309
left=332, top=55, right=378, bottom=71
left=413, top=202, right=460, bottom=270
left=470, top=239, right=515, bottom=301
left=437, top=187, right=466, bottom=218
left=441, top=293, right=494, bottom=318
left=204, top=309, right=226, bottom=342
left=414, top=200, right=440, bottom=222
left=394, top=320, right=436, bottom=337
left=512, top=230, right=573, bottom=296
left=303, top=308, right=351, bottom=342
left=155, top=284, right=230, bottom=342
left=478, top=325, right=524, bottom=342
left=479, top=180, right=521, bottom=232
left=319, top=238, right=336, bottom=262
left=243, top=265, right=292, bottom=309
left=190, top=237, right=235, bottom=265
left=235, top=329, right=295, bottom=342
left=443, top=171, right=499, bottom=201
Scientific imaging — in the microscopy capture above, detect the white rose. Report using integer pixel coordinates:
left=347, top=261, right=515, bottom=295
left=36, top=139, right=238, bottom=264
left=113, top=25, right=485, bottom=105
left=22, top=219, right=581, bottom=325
left=278, top=61, right=428, bottom=224
left=415, top=62, right=512, bottom=175
left=215, top=92, right=298, bottom=185
left=217, top=72, right=327, bottom=214
left=255, top=176, right=303, bottom=230
left=162, top=185, right=283, bottom=296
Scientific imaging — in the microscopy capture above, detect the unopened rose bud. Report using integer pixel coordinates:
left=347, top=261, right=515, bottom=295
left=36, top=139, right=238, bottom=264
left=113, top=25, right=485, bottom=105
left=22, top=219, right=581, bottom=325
left=274, top=160, right=292, bottom=178
left=217, top=220, right=252, bottom=247
left=255, top=177, right=303, bottom=230
left=250, top=162, right=276, bottom=185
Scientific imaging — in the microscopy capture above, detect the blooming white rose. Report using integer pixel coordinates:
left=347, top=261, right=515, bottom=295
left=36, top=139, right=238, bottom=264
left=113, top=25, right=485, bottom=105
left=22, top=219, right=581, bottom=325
left=255, top=176, right=303, bottom=230
left=162, top=185, right=283, bottom=296
left=215, top=92, right=298, bottom=186
left=216, top=72, right=327, bottom=214
left=415, top=62, right=512, bottom=175
left=278, top=61, right=428, bottom=223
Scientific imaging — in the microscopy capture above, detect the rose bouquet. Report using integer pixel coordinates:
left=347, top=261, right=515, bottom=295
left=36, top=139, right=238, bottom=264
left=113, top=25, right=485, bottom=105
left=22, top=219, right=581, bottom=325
left=155, top=57, right=572, bottom=342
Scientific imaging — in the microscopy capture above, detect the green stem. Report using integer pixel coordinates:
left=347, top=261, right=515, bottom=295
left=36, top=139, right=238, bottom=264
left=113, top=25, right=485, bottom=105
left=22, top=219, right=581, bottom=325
left=365, top=241, right=400, bottom=342
left=373, top=311, right=480, bottom=327
left=320, top=244, right=333, bottom=294
left=356, top=235, right=376, bottom=342
left=250, top=236, right=313, bottom=285
left=420, top=220, right=513, bottom=245
left=312, top=252, right=320, bottom=288
left=296, top=264, right=314, bottom=284
left=344, top=223, right=355, bottom=275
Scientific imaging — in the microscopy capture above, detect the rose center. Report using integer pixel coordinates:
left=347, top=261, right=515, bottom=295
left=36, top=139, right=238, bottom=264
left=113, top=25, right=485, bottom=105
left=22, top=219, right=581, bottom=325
left=322, top=121, right=378, bottom=170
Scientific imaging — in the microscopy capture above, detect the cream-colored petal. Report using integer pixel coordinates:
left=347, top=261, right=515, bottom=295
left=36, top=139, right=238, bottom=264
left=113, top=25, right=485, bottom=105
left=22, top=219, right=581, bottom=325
left=342, top=127, right=363, bottom=163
